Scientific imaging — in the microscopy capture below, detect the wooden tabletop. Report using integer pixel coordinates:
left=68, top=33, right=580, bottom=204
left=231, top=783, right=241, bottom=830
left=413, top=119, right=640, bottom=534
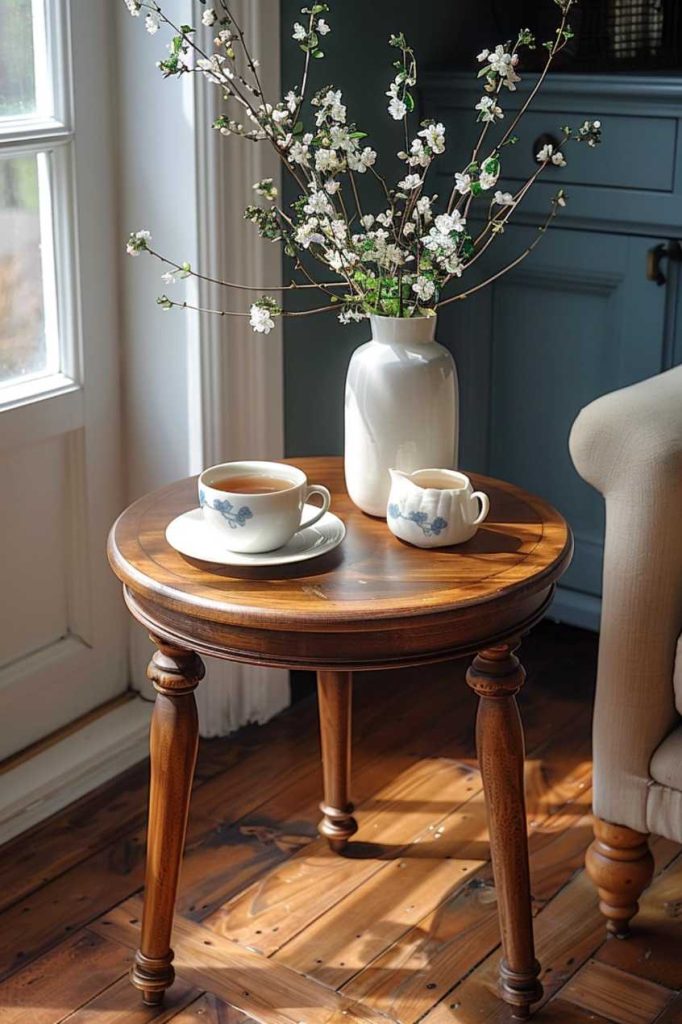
left=107, top=457, right=572, bottom=669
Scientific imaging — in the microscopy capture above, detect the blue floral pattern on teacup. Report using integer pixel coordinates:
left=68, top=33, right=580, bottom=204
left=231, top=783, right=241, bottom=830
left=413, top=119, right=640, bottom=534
left=388, top=503, right=448, bottom=537
left=199, top=488, right=253, bottom=529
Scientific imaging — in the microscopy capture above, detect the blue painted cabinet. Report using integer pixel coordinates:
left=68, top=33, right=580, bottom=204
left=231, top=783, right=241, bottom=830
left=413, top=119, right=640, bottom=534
left=424, top=74, right=682, bottom=629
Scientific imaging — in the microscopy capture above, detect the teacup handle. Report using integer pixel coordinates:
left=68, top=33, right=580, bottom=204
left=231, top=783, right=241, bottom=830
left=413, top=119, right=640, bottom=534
left=471, top=491, right=490, bottom=526
left=297, top=484, right=331, bottom=532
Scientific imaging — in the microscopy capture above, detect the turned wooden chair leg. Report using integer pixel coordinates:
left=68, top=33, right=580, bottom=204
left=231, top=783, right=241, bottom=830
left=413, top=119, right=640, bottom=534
left=130, top=638, right=204, bottom=1006
left=316, top=670, right=358, bottom=852
left=585, top=818, right=654, bottom=938
left=466, top=643, right=542, bottom=1020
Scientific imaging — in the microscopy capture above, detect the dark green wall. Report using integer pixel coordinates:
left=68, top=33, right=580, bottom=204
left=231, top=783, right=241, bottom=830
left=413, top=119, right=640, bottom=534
left=280, top=1, right=494, bottom=456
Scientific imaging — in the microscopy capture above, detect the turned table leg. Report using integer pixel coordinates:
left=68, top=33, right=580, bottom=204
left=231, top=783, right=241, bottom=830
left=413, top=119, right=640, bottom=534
left=585, top=818, right=654, bottom=938
left=316, top=670, right=358, bottom=851
left=466, top=643, right=542, bottom=1020
left=131, top=637, right=205, bottom=1006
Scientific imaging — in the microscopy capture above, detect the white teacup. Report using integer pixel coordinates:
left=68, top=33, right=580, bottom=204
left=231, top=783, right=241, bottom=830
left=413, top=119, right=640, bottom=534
left=199, top=461, right=331, bottom=553
left=387, top=467, right=490, bottom=549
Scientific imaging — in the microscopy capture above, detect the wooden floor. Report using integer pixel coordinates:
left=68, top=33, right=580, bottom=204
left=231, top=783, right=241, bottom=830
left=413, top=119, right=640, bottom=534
left=1, top=622, right=681, bottom=1024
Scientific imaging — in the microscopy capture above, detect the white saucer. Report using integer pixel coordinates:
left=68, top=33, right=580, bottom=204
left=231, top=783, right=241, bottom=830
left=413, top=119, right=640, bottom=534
left=166, top=504, right=346, bottom=566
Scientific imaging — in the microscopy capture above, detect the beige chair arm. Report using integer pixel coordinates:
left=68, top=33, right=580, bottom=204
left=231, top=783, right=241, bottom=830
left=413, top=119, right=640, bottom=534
left=569, top=367, right=682, bottom=832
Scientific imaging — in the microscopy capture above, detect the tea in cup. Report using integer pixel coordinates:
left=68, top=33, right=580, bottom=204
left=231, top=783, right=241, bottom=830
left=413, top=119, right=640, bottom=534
left=199, top=461, right=331, bottom=553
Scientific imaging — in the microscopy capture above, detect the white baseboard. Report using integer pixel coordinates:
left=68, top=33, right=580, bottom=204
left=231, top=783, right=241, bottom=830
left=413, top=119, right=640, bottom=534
left=0, top=697, right=152, bottom=846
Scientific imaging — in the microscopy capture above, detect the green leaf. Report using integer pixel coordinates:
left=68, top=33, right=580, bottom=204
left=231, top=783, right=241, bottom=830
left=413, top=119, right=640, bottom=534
left=404, top=92, right=415, bottom=112
left=313, top=49, right=324, bottom=58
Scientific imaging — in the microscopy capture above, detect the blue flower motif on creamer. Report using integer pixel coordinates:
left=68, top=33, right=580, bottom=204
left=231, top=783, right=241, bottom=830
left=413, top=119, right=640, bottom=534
left=388, top=503, right=447, bottom=537
left=200, top=488, right=253, bottom=529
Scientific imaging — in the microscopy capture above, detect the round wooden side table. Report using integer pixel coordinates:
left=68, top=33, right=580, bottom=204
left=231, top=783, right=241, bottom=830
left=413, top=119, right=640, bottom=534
left=107, top=456, right=572, bottom=1020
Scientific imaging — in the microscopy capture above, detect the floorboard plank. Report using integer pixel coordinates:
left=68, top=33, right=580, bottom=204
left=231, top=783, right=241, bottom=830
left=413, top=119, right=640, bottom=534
left=651, top=991, right=682, bottom=1023
left=559, top=959, right=674, bottom=1024
left=0, top=929, right=132, bottom=1024
left=166, top=992, right=258, bottom=1024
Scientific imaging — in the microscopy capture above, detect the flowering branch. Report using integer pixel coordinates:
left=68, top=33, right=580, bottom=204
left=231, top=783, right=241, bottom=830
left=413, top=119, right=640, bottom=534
left=123, top=0, right=601, bottom=332
left=437, top=195, right=564, bottom=307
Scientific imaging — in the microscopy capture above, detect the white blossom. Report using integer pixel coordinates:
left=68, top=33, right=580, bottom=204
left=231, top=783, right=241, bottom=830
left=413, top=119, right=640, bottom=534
left=404, top=138, right=429, bottom=168
left=285, top=90, right=299, bottom=113
left=338, top=308, right=365, bottom=324
left=537, top=143, right=554, bottom=162
left=455, top=172, right=472, bottom=195
left=292, top=22, right=306, bottom=41
left=201, top=8, right=217, bottom=26
left=313, top=88, right=346, bottom=126
left=315, top=148, right=342, bottom=174
left=294, top=218, right=325, bottom=249
left=435, top=211, right=465, bottom=235
left=145, top=11, right=160, bottom=33
left=476, top=95, right=503, bottom=122
left=479, top=158, right=500, bottom=190
left=402, top=221, right=416, bottom=236
left=289, top=133, right=313, bottom=166
left=304, top=190, right=334, bottom=216
left=347, top=146, right=376, bottom=173
left=412, top=276, right=435, bottom=302
left=126, top=229, right=151, bottom=255
left=360, top=214, right=375, bottom=230
left=250, top=304, right=275, bottom=334
left=477, top=48, right=490, bottom=62
left=330, top=219, right=347, bottom=241
left=485, top=45, right=521, bottom=90
left=161, top=271, right=175, bottom=285
left=125, top=0, right=141, bottom=15
left=418, top=122, right=446, bottom=154
left=388, top=96, right=407, bottom=120
left=197, top=54, right=228, bottom=82
left=398, top=173, right=421, bottom=191
left=324, top=179, right=341, bottom=194
left=443, top=254, right=464, bottom=276
left=413, top=195, right=433, bottom=224
left=317, top=18, right=330, bottom=35
left=552, top=151, right=567, bottom=167
left=493, top=190, right=515, bottom=206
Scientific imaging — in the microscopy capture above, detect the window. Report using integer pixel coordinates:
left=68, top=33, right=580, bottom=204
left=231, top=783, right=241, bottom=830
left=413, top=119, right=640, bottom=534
left=0, top=0, right=75, bottom=403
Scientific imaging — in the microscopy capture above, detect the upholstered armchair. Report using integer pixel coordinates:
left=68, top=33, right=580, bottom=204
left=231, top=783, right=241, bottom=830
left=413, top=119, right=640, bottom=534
left=569, top=365, right=682, bottom=937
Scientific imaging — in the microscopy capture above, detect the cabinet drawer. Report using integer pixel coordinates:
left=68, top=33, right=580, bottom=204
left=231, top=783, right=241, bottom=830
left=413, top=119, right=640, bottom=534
left=495, top=111, right=676, bottom=192
left=423, top=74, right=681, bottom=196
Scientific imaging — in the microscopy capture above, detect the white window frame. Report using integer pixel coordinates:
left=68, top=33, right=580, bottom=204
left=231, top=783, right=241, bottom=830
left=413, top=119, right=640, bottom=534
left=0, top=0, right=82, bottom=413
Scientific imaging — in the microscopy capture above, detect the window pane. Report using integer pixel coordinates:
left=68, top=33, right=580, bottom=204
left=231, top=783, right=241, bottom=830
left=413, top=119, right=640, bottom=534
left=0, top=153, right=57, bottom=386
left=0, top=0, right=45, bottom=119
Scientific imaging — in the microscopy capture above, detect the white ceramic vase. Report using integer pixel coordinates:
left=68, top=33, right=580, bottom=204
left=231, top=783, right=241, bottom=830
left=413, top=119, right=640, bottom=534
left=344, top=314, right=459, bottom=517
